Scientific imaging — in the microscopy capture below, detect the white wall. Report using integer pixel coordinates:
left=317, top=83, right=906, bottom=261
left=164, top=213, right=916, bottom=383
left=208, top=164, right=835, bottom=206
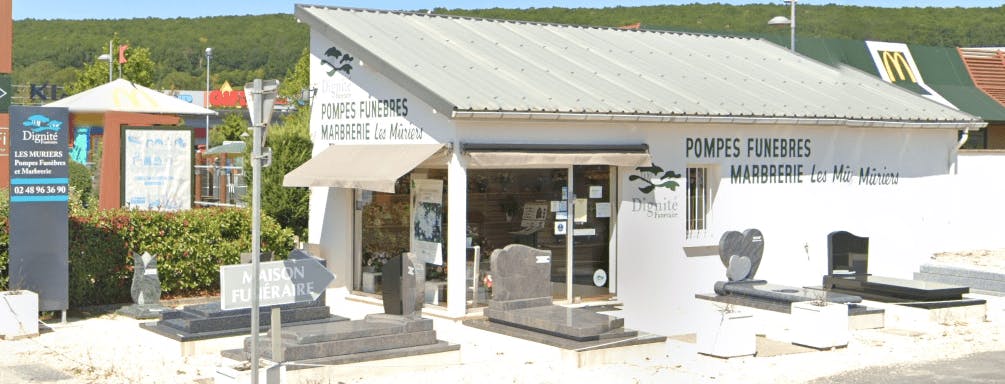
left=616, top=123, right=958, bottom=336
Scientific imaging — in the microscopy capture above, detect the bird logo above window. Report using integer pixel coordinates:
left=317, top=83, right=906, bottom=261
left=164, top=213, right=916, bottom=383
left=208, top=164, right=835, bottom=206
left=322, top=46, right=354, bottom=77
left=628, top=164, right=680, bottom=194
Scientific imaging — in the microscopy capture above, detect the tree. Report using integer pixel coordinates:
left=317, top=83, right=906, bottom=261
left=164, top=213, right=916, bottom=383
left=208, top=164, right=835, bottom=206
left=279, top=48, right=310, bottom=102
left=210, top=112, right=249, bottom=147
left=65, top=39, right=157, bottom=95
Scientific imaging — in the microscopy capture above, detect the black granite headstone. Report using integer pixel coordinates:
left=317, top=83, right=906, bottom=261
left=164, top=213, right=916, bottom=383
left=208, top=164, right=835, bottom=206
left=827, top=231, right=869, bottom=276
left=381, top=253, right=424, bottom=317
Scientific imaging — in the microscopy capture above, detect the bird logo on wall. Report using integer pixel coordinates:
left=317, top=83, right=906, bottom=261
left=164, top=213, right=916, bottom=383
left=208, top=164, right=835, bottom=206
left=322, top=46, right=354, bottom=76
left=628, top=164, right=681, bottom=194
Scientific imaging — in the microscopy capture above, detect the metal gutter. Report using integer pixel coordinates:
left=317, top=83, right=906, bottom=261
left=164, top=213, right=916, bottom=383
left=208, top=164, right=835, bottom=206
left=452, top=110, right=988, bottom=130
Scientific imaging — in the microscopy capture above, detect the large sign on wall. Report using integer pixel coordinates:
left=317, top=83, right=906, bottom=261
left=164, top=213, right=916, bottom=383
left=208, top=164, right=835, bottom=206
left=310, top=43, right=433, bottom=145
left=8, top=106, right=69, bottom=311
left=121, top=127, right=193, bottom=211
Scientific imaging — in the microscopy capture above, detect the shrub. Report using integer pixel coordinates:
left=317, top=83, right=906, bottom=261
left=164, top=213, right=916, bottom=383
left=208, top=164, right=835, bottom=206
left=0, top=187, right=295, bottom=306
left=67, top=207, right=295, bottom=306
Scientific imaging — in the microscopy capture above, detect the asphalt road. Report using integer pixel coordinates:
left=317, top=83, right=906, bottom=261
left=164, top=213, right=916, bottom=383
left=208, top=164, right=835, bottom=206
left=809, top=350, right=1005, bottom=383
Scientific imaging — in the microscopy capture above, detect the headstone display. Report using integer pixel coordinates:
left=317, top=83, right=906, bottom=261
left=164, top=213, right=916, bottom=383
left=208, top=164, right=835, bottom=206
left=141, top=249, right=347, bottom=341
left=222, top=251, right=457, bottom=365
left=482, top=244, right=635, bottom=341
left=712, top=229, right=862, bottom=306
left=116, top=252, right=168, bottom=319
left=822, top=230, right=978, bottom=307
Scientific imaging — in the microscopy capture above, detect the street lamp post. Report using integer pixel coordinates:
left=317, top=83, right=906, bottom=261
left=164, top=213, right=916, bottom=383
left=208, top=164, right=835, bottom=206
left=97, top=40, right=113, bottom=82
left=768, top=0, right=797, bottom=52
left=244, top=78, right=279, bottom=384
left=205, top=47, right=212, bottom=149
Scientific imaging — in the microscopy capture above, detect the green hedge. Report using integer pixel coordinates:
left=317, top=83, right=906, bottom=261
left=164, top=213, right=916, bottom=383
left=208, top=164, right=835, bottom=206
left=1, top=189, right=296, bottom=307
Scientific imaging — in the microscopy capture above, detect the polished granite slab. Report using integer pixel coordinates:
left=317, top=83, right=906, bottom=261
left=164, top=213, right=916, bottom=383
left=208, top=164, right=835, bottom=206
left=222, top=315, right=450, bottom=363
left=464, top=318, right=663, bottom=351
left=823, top=274, right=969, bottom=302
left=141, top=300, right=347, bottom=341
left=719, top=281, right=862, bottom=304
left=484, top=305, right=632, bottom=341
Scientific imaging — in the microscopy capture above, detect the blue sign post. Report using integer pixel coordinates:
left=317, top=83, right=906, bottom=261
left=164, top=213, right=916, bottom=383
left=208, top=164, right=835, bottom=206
left=8, top=106, right=70, bottom=313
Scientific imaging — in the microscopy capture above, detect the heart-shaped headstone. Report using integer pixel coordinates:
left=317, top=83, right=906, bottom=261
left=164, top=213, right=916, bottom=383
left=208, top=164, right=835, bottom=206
left=717, top=228, right=765, bottom=281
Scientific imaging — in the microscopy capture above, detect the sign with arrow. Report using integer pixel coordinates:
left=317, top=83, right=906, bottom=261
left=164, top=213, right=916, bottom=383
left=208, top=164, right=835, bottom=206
left=0, top=74, right=10, bottom=113
left=220, top=256, right=335, bottom=310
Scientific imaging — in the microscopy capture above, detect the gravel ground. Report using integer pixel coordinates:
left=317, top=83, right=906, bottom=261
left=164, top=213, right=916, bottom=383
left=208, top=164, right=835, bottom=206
left=2, top=250, right=1003, bottom=384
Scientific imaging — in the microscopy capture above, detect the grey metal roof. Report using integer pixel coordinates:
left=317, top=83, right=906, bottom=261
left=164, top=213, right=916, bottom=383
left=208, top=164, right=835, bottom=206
left=296, top=5, right=985, bottom=129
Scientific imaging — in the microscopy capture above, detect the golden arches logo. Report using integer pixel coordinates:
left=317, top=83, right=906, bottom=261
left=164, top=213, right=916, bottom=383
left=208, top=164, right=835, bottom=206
left=111, top=88, right=160, bottom=108
left=880, top=50, right=917, bottom=83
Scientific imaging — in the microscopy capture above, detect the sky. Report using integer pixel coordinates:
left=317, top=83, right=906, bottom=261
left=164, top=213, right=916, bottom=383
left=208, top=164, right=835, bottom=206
left=12, top=1, right=1005, bottom=20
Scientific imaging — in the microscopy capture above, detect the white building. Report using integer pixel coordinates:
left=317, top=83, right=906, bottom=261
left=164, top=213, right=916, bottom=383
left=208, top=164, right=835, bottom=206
left=289, top=5, right=986, bottom=336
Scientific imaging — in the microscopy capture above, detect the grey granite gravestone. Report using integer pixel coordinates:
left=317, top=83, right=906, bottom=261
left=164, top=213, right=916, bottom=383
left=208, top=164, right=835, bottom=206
left=222, top=252, right=457, bottom=365
left=116, top=252, right=170, bottom=319
left=481, top=244, right=636, bottom=342
left=140, top=249, right=347, bottom=341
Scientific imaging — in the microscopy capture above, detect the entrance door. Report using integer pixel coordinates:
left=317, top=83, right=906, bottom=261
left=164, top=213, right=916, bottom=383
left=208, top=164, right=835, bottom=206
left=553, top=165, right=613, bottom=301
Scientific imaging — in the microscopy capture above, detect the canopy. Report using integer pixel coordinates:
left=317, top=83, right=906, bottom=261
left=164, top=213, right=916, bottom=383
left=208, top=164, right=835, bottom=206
left=47, top=79, right=216, bottom=116
left=463, top=143, right=651, bottom=168
left=283, top=144, right=444, bottom=193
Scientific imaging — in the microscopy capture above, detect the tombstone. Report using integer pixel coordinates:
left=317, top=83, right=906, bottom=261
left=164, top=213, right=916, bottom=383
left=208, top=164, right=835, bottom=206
left=710, top=229, right=862, bottom=306
left=822, top=230, right=976, bottom=306
left=116, top=252, right=169, bottom=319
left=141, top=249, right=346, bottom=341
left=482, top=244, right=634, bottom=341
left=827, top=231, right=869, bottom=276
left=382, top=253, right=424, bottom=317
left=489, top=244, right=552, bottom=307
left=717, top=229, right=763, bottom=282
left=222, top=256, right=457, bottom=364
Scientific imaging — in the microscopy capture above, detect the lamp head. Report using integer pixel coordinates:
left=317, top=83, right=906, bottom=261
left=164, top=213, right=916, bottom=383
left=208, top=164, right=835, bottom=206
left=767, top=16, right=791, bottom=26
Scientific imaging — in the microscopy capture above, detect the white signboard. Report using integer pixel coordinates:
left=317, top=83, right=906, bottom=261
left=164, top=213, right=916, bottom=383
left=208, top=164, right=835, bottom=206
left=220, top=258, right=335, bottom=310
left=122, top=128, right=192, bottom=211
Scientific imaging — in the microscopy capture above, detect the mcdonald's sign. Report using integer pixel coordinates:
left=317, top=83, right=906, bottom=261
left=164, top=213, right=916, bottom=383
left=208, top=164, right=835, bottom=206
left=879, top=50, right=917, bottom=83
left=111, top=87, right=160, bottom=108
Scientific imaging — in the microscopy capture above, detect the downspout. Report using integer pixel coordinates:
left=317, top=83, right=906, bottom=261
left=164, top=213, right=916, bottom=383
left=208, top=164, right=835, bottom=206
left=954, top=127, right=970, bottom=174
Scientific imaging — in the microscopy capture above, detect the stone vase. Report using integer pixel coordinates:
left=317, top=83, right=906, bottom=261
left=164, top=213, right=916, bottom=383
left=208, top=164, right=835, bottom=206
left=0, top=290, right=39, bottom=339
left=790, top=301, right=849, bottom=349
left=697, top=308, right=756, bottom=358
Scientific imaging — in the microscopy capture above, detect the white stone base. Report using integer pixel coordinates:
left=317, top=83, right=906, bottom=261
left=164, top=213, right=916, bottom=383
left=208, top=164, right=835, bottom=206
left=696, top=308, right=756, bottom=358
left=790, top=302, right=849, bottom=349
left=0, top=290, right=39, bottom=340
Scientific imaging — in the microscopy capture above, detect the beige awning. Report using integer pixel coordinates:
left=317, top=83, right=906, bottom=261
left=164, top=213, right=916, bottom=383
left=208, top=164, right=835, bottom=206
left=464, top=144, right=651, bottom=168
left=283, top=143, right=444, bottom=193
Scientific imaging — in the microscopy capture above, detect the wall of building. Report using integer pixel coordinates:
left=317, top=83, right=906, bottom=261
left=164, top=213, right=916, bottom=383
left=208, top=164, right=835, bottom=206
left=616, top=123, right=959, bottom=336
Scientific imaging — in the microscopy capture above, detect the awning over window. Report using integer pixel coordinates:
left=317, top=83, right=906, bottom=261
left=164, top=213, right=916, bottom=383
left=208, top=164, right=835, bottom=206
left=463, top=143, right=651, bottom=168
left=283, top=143, right=444, bottom=193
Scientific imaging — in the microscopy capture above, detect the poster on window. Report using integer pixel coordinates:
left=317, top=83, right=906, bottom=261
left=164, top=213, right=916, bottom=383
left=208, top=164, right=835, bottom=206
left=411, top=179, right=443, bottom=265
left=122, top=127, right=193, bottom=211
